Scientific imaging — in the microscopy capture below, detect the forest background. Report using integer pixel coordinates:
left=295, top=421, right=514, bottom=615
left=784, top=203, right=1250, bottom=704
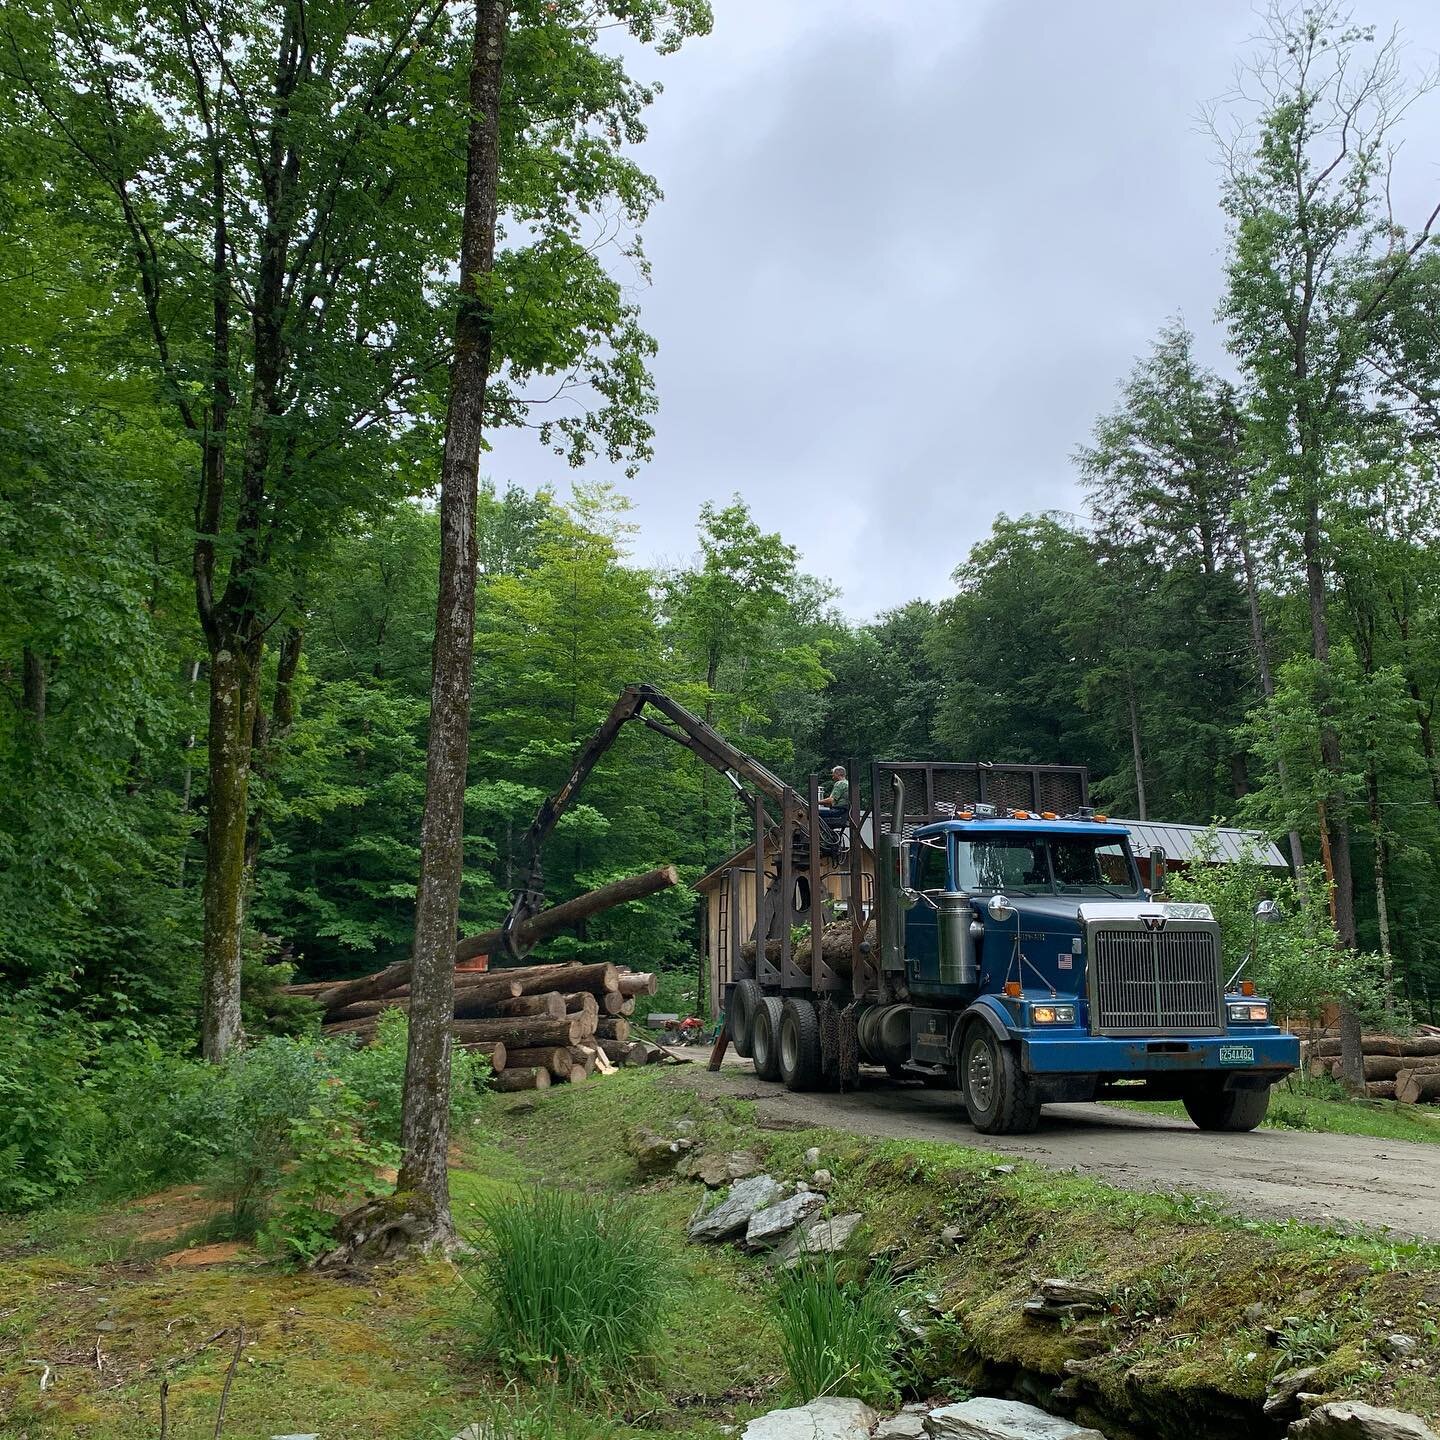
left=3, top=0, right=1440, bottom=1079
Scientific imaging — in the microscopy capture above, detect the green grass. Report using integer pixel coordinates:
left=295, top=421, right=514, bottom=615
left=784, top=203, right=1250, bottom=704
left=1104, top=1077, right=1440, bottom=1146
left=458, top=1189, right=667, bottom=1388
left=6, top=1065, right=1440, bottom=1439
left=772, top=1256, right=901, bottom=1408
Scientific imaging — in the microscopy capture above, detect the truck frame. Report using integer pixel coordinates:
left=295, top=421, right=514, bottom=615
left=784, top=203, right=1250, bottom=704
left=502, top=686, right=1300, bottom=1135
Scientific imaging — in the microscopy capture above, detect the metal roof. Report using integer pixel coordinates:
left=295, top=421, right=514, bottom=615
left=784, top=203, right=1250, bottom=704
left=1109, top=818, right=1289, bottom=869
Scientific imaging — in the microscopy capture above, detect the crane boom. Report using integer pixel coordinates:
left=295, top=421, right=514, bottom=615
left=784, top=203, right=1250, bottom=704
left=499, top=683, right=829, bottom=957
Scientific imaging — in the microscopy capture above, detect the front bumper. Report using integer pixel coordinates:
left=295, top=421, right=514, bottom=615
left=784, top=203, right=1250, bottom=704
left=1019, top=1027, right=1299, bottom=1078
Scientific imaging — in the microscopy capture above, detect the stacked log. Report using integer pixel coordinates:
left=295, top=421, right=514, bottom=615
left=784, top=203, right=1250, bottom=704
left=286, top=956, right=666, bottom=1092
left=1306, top=1034, right=1440, bottom=1103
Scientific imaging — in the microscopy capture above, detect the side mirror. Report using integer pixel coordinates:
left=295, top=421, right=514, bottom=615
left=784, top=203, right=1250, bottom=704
left=1254, top=898, right=1283, bottom=924
left=1149, top=846, right=1167, bottom=892
left=987, top=893, right=1015, bottom=923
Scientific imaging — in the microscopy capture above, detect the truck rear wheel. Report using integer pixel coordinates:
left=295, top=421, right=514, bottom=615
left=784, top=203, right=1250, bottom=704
left=959, top=1025, right=1041, bottom=1135
left=730, top=979, right=764, bottom=1058
left=1183, top=1082, right=1270, bottom=1132
left=779, top=998, right=823, bottom=1091
left=751, top=997, right=784, bottom=1082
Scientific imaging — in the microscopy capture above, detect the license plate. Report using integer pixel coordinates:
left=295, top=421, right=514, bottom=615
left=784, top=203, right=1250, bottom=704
left=1219, top=1044, right=1255, bottom=1066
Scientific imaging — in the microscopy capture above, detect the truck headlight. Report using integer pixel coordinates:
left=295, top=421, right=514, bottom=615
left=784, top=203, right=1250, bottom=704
left=1030, top=1003, right=1076, bottom=1025
left=1227, top=1001, right=1270, bottom=1024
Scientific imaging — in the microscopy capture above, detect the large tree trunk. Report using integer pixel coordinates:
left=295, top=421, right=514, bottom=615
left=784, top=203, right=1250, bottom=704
left=1238, top=527, right=1305, bottom=873
left=396, top=0, right=507, bottom=1252
left=1126, top=675, right=1147, bottom=820
left=201, top=640, right=261, bottom=1061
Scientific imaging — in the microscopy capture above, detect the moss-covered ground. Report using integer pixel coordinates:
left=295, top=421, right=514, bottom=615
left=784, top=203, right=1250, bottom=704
left=3, top=1070, right=1438, bottom=1439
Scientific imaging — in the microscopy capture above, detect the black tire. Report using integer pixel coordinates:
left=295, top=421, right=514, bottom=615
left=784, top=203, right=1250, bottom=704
left=730, top=979, right=764, bottom=1058
left=1183, top=1082, right=1271, bottom=1132
left=779, top=998, right=823, bottom=1091
left=751, top=997, right=784, bottom=1082
left=959, top=1024, right=1041, bottom=1135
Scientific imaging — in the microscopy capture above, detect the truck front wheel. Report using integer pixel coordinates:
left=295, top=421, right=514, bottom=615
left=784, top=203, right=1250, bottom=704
left=1183, top=1082, right=1271, bottom=1132
left=959, top=1025, right=1041, bottom=1135
left=779, top=998, right=823, bottom=1091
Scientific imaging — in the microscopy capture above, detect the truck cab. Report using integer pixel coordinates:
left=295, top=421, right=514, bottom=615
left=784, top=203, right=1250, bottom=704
left=889, top=809, right=1299, bottom=1133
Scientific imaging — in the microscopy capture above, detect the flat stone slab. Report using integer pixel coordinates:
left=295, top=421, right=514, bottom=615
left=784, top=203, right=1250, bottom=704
left=876, top=1407, right=930, bottom=1439
left=688, top=1174, right=782, bottom=1243
left=744, top=1190, right=824, bottom=1249
left=742, top=1397, right=877, bottom=1440
left=1290, top=1402, right=1440, bottom=1440
left=774, top=1212, right=863, bottom=1265
left=925, top=1397, right=1106, bottom=1440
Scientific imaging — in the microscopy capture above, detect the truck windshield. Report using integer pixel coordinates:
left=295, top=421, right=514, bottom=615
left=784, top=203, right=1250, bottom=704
left=953, top=834, right=1139, bottom=896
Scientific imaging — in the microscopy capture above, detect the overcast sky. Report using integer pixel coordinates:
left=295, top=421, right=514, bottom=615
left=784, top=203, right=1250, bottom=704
left=487, top=1, right=1440, bottom=620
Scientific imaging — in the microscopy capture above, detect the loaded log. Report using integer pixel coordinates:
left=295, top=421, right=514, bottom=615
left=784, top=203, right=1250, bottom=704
left=740, top=917, right=873, bottom=975
left=313, top=865, right=678, bottom=1013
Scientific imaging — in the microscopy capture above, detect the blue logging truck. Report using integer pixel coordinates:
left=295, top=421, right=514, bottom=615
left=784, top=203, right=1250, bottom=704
left=500, top=688, right=1299, bottom=1136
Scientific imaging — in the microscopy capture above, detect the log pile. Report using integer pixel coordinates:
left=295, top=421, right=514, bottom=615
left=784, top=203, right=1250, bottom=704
left=284, top=958, right=664, bottom=1091
left=280, top=864, right=685, bottom=1093
left=740, top=916, right=873, bottom=976
left=1304, top=1033, right=1440, bottom=1104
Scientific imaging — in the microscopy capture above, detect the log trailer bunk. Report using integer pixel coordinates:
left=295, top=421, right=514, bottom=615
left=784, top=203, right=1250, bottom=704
left=501, top=685, right=1299, bottom=1135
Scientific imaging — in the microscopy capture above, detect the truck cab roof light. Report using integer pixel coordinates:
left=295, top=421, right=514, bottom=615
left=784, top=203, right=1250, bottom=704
left=1012, top=809, right=1030, bottom=819
left=1094, top=814, right=1109, bottom=823
left=1041, top=811, right=1057, bottom=820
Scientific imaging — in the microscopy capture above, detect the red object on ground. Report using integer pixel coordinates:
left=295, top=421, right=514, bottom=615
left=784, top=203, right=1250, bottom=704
left=456, top=953, right=490, bottom=973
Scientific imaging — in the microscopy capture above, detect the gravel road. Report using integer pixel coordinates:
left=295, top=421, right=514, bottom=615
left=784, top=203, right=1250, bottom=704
left=676, top=1059, right=1440, bottom=1240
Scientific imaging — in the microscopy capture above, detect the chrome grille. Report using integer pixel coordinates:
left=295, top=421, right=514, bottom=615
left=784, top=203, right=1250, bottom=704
left=1090, top=926, right=1223, bottom=1035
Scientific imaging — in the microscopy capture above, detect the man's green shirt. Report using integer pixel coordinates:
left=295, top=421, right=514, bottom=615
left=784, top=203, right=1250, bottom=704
left=828, top=777, right=850, bottom=808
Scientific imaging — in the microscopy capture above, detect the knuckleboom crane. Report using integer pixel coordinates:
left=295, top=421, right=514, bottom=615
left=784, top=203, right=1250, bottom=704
left=499, top=684, right=837, bottom=959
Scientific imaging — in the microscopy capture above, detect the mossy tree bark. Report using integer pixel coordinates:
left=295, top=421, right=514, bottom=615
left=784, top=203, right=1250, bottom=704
left=397, top=0, right=507, bottom=1250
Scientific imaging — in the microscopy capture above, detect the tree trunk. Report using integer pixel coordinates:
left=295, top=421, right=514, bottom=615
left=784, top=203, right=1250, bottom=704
left=21, top=646, right=46, bottom=735
left=505, top=1046, right=572, bottom=1072
left=397, top=0, right=507, bottom=1250
left=1366, top=765, right=1393, bottom=1014
left=201, top=640, right=261, bottom=1061
left=1238, top=527, right=1305, bottom=872
left=1396, top=1069, right=1440, bottom=1106
left=245, top=621, right=303, bottom=877
left=1126, top=675, right=1147, bottom=820
left=494, top=1066, right=550, bottom=1092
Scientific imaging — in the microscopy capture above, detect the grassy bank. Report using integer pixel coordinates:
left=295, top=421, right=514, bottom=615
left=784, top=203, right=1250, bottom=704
left=1106, top=1075, right=1440, bottom=1146
left=3, top=1070, right=1438, bottom=1439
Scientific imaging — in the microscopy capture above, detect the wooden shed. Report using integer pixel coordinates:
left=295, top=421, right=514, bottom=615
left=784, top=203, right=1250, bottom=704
left=695, top=819, right=875, bottom=1016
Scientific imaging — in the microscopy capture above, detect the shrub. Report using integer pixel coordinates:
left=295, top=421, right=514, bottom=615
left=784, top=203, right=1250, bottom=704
left=0, top=1004, right=103, bottom=1210
left=460, top=1190, right=665, bottom=1387
left=772, top=1257, right=900, bottom=1408
left=259, top=1091, right=394, bottom=1264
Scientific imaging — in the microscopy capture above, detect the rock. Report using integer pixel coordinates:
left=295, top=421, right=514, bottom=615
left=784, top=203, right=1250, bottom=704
left=674, top=1119, right=696, bottom=1134
left=1382, top=1333, right=1419, bottom=1359
left=876, top=1410, right=930, bottom=1439
left=744, top=1189, right=825, bottom=1249
left=727, top=1150, right=762, bottom=1180
left=803, top=1146, right=822, bottom=1168
left=1290, top=1402, right=1440, bottom=1440
left=812, top=1168, right=834, bottom=1188
left=742, top=1396, right=877, bottom=1440
left=677, top=1152, right=731, bottom=1188
left=630, top=1126, right=697, bottom=1176
left=939, top=1225, right=964, bottom=1246
left=1024, top=1278, right=1107, bottom=1321
left=992, top=1163, right=1017, bottom=1175
left=773, top=1211, right=864, bottom=1265
left=688, top=1174, right=783, bottom=1243
left=1244, top=1302, right=1266, bottom=1324
left=925, top=1399, right=1106, bottom=1440
left=1264, top=1367, right=1322, bottom=1418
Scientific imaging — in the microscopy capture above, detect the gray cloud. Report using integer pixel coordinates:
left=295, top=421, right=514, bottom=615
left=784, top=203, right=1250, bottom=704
left=486, top=0, right=1440, bottom=618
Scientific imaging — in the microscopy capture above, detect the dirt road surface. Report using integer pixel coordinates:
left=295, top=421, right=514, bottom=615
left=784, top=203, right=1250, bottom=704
left=677, top=1060, right=1440, bottom=1240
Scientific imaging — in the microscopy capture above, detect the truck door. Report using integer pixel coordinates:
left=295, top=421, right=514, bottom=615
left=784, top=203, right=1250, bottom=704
left=905, top=837, right=948, bottom=983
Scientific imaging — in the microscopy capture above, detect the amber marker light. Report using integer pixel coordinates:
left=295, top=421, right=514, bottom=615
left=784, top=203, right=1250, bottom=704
left=1004, top=981, right=1022, bottom=998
